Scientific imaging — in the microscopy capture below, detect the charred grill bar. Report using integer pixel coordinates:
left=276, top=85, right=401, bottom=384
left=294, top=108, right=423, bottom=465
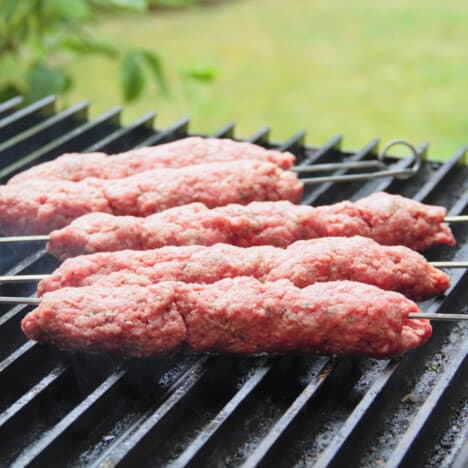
left=0, top=96, right=466, bottom=467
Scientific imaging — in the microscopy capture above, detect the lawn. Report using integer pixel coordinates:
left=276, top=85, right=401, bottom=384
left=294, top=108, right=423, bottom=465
left=66, top=0, right=468, bottom=160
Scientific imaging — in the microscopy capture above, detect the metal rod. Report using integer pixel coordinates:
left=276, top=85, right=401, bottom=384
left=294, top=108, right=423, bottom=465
left=300, top=168, right=419, bottom=184
left=0, top=259, right=465, bottom=283
left=0, top=295, right=465, bottom=321
left=0, top=227, right=461, bottom=246
left=0, top=296, right=41, bottom=305
left=291, top=160, right=387, bottom=173
left=444, top=215, right=468, bottom=223
left=430, top=261, right=468, bottom=268
left=0, top=274, right=50, bottom=283
left=298, top=138, right=422, bottom=183
left=408, top=313, right=468, bottom=321
left=0, top=235, right=50, bottom=243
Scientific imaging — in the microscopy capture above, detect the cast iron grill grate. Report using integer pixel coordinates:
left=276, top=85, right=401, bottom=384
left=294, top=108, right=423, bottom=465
left=0, top=96, right=466, bottom=468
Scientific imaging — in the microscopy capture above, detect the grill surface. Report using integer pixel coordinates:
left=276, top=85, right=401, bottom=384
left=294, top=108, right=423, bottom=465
left=0, top=96, right=466, bottom=468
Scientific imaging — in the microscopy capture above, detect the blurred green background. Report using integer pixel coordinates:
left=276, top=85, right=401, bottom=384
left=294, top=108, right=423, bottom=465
left=4, top=0, right=468, bottom=159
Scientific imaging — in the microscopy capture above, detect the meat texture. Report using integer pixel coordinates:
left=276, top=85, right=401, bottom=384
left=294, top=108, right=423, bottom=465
left=8, top=137, right=295, bottom=184
left=47, top=192, right=455, bottom=259
left=39, top=237, right=450, bottom=301
left=22, top=278, right=432, bottom=358
left=0, top=160, right=302, bottom=235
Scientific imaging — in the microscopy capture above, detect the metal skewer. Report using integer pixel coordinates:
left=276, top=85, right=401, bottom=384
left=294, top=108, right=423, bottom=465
left=0, top=296, right=41, bottom=305
left=407, top=313, right=468, bottom=321
left=0, top=260, right=465, bottom=284
left=0, top=235, right=50, bottom=243
left=429, top=261, right=468, bottom=268
left=0, top=214, right=465, bottom=245
left=299, top=139, right=423, bottom=184
left=291, top=160, right=388, bottom=173
left=0, top=274, right=50, bottom=283
left=0, top=295, right=465, bottom=322
left=445, top=215, right=468, bottom=223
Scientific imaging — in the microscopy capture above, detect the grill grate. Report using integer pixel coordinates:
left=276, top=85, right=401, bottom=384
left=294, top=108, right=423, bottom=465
left=0, top=97, right=466, bottom=467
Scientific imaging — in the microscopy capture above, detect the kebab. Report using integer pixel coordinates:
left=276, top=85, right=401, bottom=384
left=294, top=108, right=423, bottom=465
left=1, top=192, right=456, bottom=260
left=7, top=137, right=296, bottom=184
left=20, top=278, right=433, bottom=359
left=0, top=160, right=302, bottom=235
left=33, top=237, right=451, bottom=301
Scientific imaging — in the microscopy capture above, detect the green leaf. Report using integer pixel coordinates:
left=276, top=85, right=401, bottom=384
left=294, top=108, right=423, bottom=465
left=45, top=0, right=91, bottom=21
left=26, top=64, right=72, bottom=102
left=141, top=50, right=169, bottom=95
left=181, top=65, right=217, bottom=82
left=61, top=36, right=119, bottom=58
left=119, top=50, right=145, bottom=102
left=1, top=0, right=19, bottom=21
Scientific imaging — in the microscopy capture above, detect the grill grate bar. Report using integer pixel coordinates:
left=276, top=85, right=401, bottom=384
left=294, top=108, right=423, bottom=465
left=413, top=145, right=468, bottom=203
left=13, top=369, right=126, bottom=468
left=0, top=97, right=23, bottom=120
left=276, top=130, right=306, bottom=153
left=385, top=344, right=467, bottom=467
left=246, top=126, right=270, bottom=145
left=350, top=141, right=429, bottom=200
left=0, top=101, right=89, bottom=168
left=452, top=427, right=468, bottom=468
left=135, top=116, right=190, bottom=148
left=0, top=106, right=121, bottom=182
left=0, top=341, right=37, bottom=376
left=92, top=357, right=210, bottom=468
left=0, top=364, right=68, bottom=430
left=210, top=122, right=235, bottom=138
left=173, top=358, right=271, bottom=467
left=0, top=246, right=49, bottom=281
left=302, top=137, right=379, bottom=206
left=297, top=134, right=343, bottom=167
left=209, top=123, right=236, bottom=139
left=0, top=96, right=56, bottom=141
left=0, top=304, right=36, bottom=361
left=242, top=358, right=330, bottom=468
left=85, top=111, right=156, bottom=153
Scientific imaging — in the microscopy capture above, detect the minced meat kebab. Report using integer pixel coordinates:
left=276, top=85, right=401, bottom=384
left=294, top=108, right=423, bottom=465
left=22, top=278, right=432, bottom=359
left=47, top=192, right=455, bottom=259
left=8, top=137, right=295, bottom=184
left=39, top=236, right=450, bottom=301
left=0, top=160, right=301, bottom=235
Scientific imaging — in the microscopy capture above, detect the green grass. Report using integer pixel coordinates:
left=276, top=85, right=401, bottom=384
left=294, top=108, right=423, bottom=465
left=65, top=0, right=468, bottom=160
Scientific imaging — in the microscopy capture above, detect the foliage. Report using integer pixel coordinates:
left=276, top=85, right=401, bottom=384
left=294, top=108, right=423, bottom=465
left=0, top=0, right=205, bottom=103
left=66, top=0, right=467, bottom=161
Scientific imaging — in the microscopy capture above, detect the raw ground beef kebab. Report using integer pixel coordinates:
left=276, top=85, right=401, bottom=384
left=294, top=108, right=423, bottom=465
left=47, top=192, right=455, bottom=260
left=39, top=236, right=450, bottom=301
left=22, top=277, right=432, bottom=359
left=8, top=137, right=295, bottom=184
left=0, top=160, right=301, bottom=235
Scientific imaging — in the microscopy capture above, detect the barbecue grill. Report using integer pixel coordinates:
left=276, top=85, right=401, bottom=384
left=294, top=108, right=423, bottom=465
left=0, top=95, right=466, bottom=467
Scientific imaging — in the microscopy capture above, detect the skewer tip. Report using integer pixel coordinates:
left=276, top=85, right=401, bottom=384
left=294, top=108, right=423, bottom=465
left=0, top=235, right=50, bottom=243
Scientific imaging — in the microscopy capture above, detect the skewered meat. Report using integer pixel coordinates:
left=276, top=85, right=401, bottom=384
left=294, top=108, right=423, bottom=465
left=8, top=137, right=295, bottom=184
left=39, top=236, right=450, bottom=301
left=22, top=278, right=432, bottom=358
left=0, top=160, right=301, bottom=235
left=47, top=192, right=455, bottom=260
